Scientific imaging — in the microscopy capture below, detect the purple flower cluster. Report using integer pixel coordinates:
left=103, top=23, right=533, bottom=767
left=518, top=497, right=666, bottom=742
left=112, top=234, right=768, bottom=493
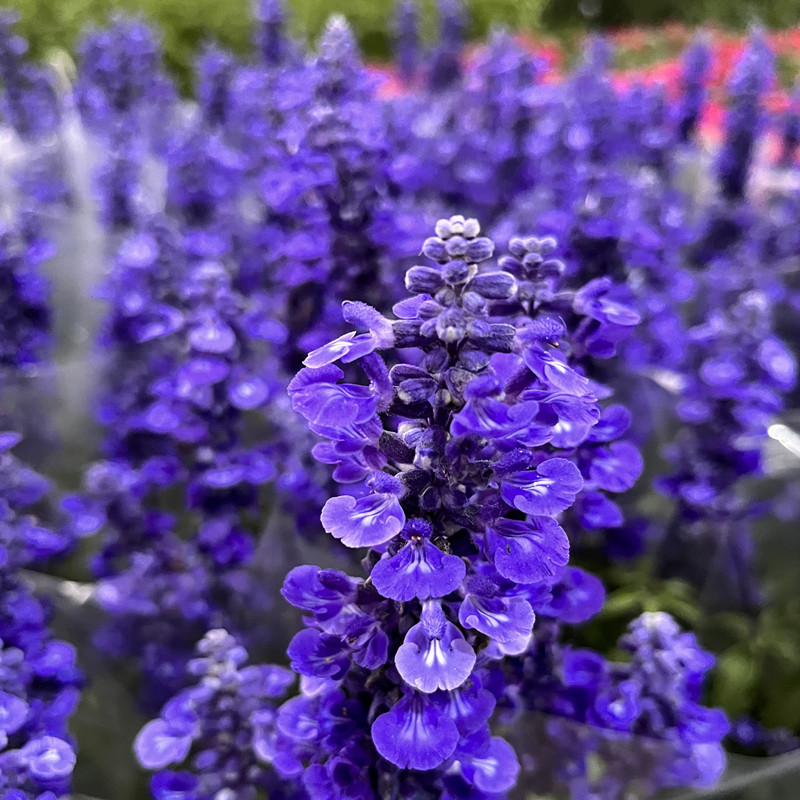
left=0, top=218, right=52, bottom=371
left=75, top=14, right=176, bottom=229
left=716, top=29, right=774, bottom=202
left=0, top=11, right=60, bottom=141
left=135, top=629, right=303, bottom=800
left=65, top=209, right=280, bottom=706
left=499, top=612, right=728, bottom=798
left=0, top=433, right=81, bottom=800
left=1, top=2, right=798, bottom=796
left=252, top=215, right=649, bottom=796
left=656, top=275, right=797, bottom=609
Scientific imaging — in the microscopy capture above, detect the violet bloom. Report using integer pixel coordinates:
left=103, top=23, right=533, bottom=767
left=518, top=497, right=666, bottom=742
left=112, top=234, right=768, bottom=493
left=393, top=0, right=420, bottom=85
left=0, top=221, right=52, bottom=370
left=0, top=12, right=61, bottom=141
left=656, top=284, right=796, bottom=612
left=135, top=629, right=304, bottom=800
left=254, top=0, right=295, bottom=67
left=75, top=13, right=175, bottom=137
left=676, top=34, right=712, bottom=144
left=74, top=201, right=282, bottom=706
left=497, top=613, right=728, bottom=798
left=717, top=29, right=774, bottom=202
left=428, top=0, right=465, bottom=92
left=268, top=216, right=639, bottom=796
left=0, top=435, right=82, bottom=799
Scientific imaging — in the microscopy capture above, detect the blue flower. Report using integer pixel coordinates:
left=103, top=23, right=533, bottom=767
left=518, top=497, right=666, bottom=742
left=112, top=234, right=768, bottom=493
left=370, top=519, right=466, bottom=601
left=500, top=457, right=583, bottom=516
left=484, top=516, right=569, bottom=584
left=321, top=488, right=406, bottom=548
left=396, top=601, right=476, bottom=693
left=371, top=690, right=459, bottom=770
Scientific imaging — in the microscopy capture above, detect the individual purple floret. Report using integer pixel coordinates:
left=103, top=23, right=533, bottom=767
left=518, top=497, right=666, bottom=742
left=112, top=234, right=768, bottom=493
left=498, top=612, right=728, bottom=799
left=0, top=433, right=82, bottom=800
left=135, top=629, right=304, bottom=800
left=0, top=11, right=61, bottom=141
left=656, top=283, right=796, bottom=611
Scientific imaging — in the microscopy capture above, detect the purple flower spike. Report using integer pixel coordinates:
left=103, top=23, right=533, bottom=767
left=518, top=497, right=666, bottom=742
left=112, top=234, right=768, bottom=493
left=372, top=690, right=459, bottom=770
left=395, top=602, right=475, bottom=693
left=484, top=516, right=569, bottom=584
left=134, top=718, right=194, bottom=769
left=370, top=521, right=466, bottom=600
left=501, top=457, right=583, bottom=516
left=289, top=365, right=377, bottom=430
left=321, top=491, right=405, bottom=548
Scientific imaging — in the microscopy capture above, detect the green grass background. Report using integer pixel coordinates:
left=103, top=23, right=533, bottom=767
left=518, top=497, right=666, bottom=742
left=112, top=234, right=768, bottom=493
left=7, top=0, right=800, bottom=91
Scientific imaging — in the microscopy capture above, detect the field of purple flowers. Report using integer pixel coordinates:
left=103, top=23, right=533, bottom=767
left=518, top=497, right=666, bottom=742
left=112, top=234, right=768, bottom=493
left=2, top=1, right=800, bottom=799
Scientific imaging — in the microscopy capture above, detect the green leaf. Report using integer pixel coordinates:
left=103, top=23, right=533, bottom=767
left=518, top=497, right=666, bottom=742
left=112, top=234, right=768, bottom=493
left=599, top=590, right=642, bottom=619
left=711, top=644, right=758, bottom=717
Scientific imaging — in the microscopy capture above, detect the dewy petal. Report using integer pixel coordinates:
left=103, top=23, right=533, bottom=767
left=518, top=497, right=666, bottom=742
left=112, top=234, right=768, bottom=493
left=458, top=591, right=534, bottom=643
left=370, top=538, right=465, bottom=601
left=484, top=517, right=569, bottom=584
left=134, top=719, right=193, bottom=770
left=500, top=458, right=583, bottom=516
left=321, top=493, right=405, bottom=548
left=372, top=691, right=459, bottom=770
left=395, top=603, right=476, bottom=693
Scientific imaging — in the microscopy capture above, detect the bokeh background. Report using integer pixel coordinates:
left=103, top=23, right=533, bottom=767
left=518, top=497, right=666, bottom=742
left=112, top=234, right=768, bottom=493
left=7, top=0, right=800, bottom=90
